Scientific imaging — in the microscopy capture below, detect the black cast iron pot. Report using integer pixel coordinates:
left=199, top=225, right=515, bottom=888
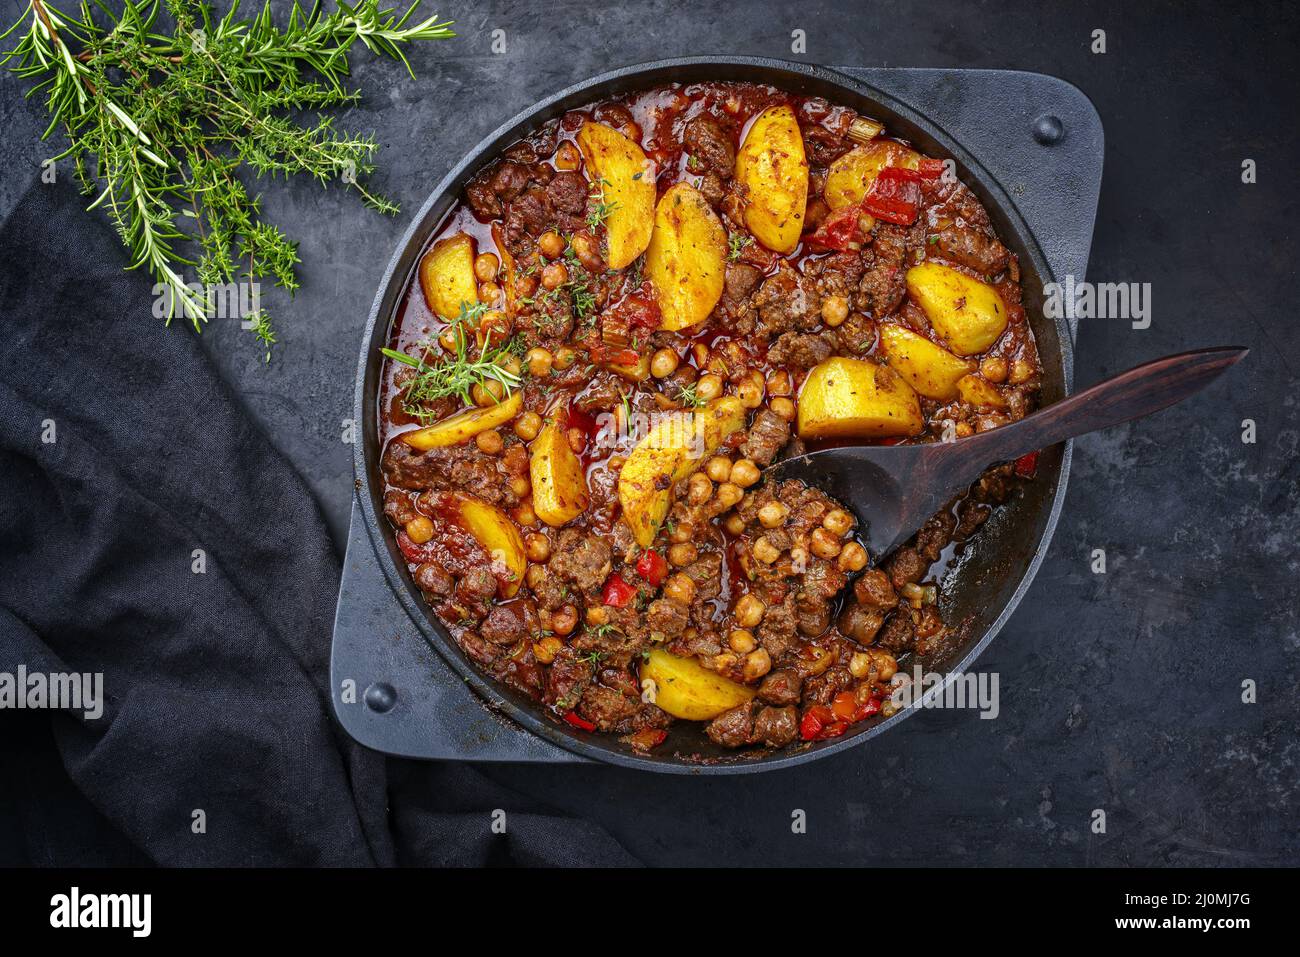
left=351, top=56, right=1076, bottom=772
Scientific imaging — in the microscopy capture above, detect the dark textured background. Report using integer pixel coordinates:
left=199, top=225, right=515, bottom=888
left=2, top=0, right=1297, bottom=865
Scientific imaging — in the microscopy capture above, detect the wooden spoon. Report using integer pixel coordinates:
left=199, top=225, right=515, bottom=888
left=765, top=347, right=1248, bottom=560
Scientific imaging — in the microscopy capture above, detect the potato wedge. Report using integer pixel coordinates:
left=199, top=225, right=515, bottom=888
left=646, top=183, right=729, bottom=331
left=956, top=374, right=1009, bottom=410
left=797, top=356, right=923, bottom=440
left=418, top=232, right=478, bottom=321
left=576, top=121, right=656, bottom=269
left=735, top=105, right=808, bottom=254
left=619, top=396, right=746, bottom=547
left=824, top=141, right=920, bottom=210
left=640, top=647, right=755, bottom=721
left=878, top=324, right=976, bottom=401
left=905, top=262, right=1009, bottom=356
left=454, top=495, right=526, bottom=598
left=490, top=223, right=518, bottom=317
left=530, top=417, right=590, bottom=527
left=400, top=392, right=522, bottom=451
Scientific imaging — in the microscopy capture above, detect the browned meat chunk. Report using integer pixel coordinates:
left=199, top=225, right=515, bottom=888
left=382, top=440, right=519, bottom=509
left=853, top=568, right=899, bottom=609
left=706, top=703, right=755, bottom=748
left=740, top=408, right=792, bottom=466
left=757, top=668, right=803, bottom=706
left=577, top=684, right=641, bottom=732
left=767, top=330, right=836, bottom=369
left=646, top=597, right=690, bottom=640
left=753, top=264, right=821, bottom=338
left=752, top=706, right=799, bottom=747
left=549, top=529, right=613, bottom=593
left=887, top=547, right=928, bottom=590
left=547, top=170, right=588, bottom=215
left=684, top=115, right=735, bottom=175
left=839, top=601, right=886, bottom=645
left=877, top=610, right=916, bottom=654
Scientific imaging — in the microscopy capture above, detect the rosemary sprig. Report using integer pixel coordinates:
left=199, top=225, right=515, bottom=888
left=1, top=0, right=455, bottom=356
left=381, top=303, right=522, bottom=420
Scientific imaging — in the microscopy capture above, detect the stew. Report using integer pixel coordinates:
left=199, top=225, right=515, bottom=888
left=377, top=81, right=1042, bottom=754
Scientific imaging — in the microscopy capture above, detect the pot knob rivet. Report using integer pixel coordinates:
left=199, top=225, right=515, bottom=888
left=364, top=682, right=398, bottom=713
left=1033, top=114, right=1065, bottom=145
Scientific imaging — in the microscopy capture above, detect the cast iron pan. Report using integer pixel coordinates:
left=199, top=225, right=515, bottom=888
left=352, top=56, right=1074, bottom=772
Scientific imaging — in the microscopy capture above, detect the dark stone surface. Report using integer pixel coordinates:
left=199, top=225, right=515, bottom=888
left=2, top=0, right=1296, bottom=865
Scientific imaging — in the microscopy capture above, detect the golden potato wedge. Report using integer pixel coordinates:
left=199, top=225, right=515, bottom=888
left=530, top=417, right=590, bottom=527
left=454, top=495, right=527, bottom=598
left=824, top=140, right=920, bottom=210
left=576, top=121, right=656, bottom=269
left=646, top=183, right=729, bottom=331
left=619, top=396, right=746, bottom=547
left=490, top=223, right=519, bottom=317
left=797, top=356, right=923, bottom=440
left=418, top=232, right=478, bottom=321
left=735, top=105, right=809, bottom=254
left=956, top=374, right=1010, bottom=410
left=878, top=324, right=976, bottom=401
left=905, top=262, right=1009, bottom=356
left=400, top=392, right=522, bottom=451
left=640, top=647, right=756, bottom=721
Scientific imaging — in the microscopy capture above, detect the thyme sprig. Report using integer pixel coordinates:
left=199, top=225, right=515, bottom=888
left=1, top=0, right=455, bottom=356
left=382, top=303, right=522, bottom=420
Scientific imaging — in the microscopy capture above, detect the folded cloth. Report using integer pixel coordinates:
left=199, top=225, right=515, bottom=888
left=0, top=176, right=635, bottom=867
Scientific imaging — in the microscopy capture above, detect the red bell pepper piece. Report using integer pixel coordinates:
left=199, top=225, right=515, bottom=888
left=862, top=166, right=922, bottom=225
left=800, top=705, right=848, bottom=741
left=854, top=695, right=882, bottom=721
left=918, top=157, right=947, bottom=180
left=807, top=201, right=869, bottom=251
left=1014, top=450, right=1040, bottom=479
left=601, top=573, right=638, bottom=608
left=635, top=550, right=669, bottom=587
left=564, top=711, right=597, bottom=732
left=830, top=691, right=858, bottom=722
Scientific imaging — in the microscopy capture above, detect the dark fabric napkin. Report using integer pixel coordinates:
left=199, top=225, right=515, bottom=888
left=0, top=177, right=636, bottom=867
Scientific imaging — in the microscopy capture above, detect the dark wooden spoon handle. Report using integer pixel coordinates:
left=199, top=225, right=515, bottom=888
left=943, top=346, right=1249, bottom=475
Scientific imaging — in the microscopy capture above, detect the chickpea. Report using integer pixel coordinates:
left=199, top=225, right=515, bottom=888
left=821, top=294, right=850, bottom=327
left=668, top=522, right=694, bottom=545
left=550, top=604, right=578, bottom=637
left=752, top=536, right=780, bottom=564
left=524, top=564, right=547, bottom=590
left=524, top=347, right=553, bottom=377
left=715, top=482, right=743, bottom=510
left=554, top=140, right=581, bottom=171
left=513, top=501, right=537, bottom=527
left=723, top=513, right=746, bottom=536
left=734, top=593, right=765, bottom=628
left=838, top=541, right=869, bottom=572
left=500, top=354, right=522, bottom=377
left=650, top=348, right=681, bottom=378
left=541, top=261, right=569, bottom=291
left=696, top=373, right=724, bottom=402
left=553, top=346, right=577, bottom=370
left=474, top=252, right=500, bottom=283
left=478, top=280, right=502, bottom=304
left=758, top=501, right=789, bottom=528
left=438, top=326, right=459, bottom=352
left=810, top=527, right=843, bottom=560
left=513, top=411, right=542, bottom=442
left=742, top=647, right=772, bottom=681
left=728, top=629, right=757, bottom=654
left=566, top=427, right=585, bottom=455
left=404, top=516, right=434, bottom=544
left=664, top=572, right=696, bottom=604
left=533, top=635, right=564, bottom=665
left=1008, top=358, right=1035, bottom=385
left=789, top=545, right=809, bottom=571
left=669, top=542, right=698, bottom=567
left=709, top=652, right=739, bottom=673
left=736, top=371, right=765, bottom=409
left=706, top=456, right=732, bottom=482
left=510, top=476, right=532, bottom=499
left=524, top=532, right=551, bottom=563
left=475, top=429, right=504, bottom=455
left=585, top=604, right=609, bottom=627
left=538, top=230, right=565, bottom=260
left=687, top=473, right=713, bottom=506
left=770, top=397, right=796, bottom=421
left=850, top=652, right=875, bottom=679
left=472, top=380, right=506, bottom=407
left=730, top=458, right=760, bottom=488
left=517, top=274, right=539, bottom=299
left=823, top=508, right=854, bottom=537
left=767, top=369, right=792, bottom=396
left=980, top=356, right=1008, bottom=383
left=955, top=421, right=975, bottom=438
left=570, top=231, right=602, bottom=272
left=873, top=650, right=898, bottom=682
